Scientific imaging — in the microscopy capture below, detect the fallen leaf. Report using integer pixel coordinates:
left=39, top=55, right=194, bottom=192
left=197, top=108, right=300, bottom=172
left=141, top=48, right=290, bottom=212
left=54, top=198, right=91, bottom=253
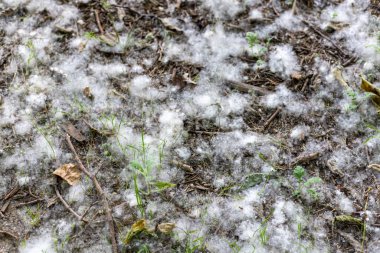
left=291, top=71, right=303, bottom=80
left=368, top=164, right=380, bottom=173
left=360, top=77, right=380, bottom=107
left=63, top=123, right=86, bottom=142
left=332, top=67, right=350, bottom=89
left=53, top=163, right=81, bottom=185
left=157, top=223, right=175, bottom=234
left=335, top=215, right=363, bottom=226
left=83, top=86, right=94, bottom=100
left=99, top=33, right=118, bottom=47
left=159, top=18, right=182, bottom=33
left=123, top=219, right=147, bottom=244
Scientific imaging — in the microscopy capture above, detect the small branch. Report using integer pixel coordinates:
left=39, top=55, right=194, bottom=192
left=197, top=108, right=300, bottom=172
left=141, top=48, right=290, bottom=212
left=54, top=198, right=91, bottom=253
left=302, top=20, right=346, bottom=56
left=0, top=230, right=18, bottom=240
left=227, top=81, right=270, bottom=95
left=171, top=160, right=194, bottom=173
left=66, top=134, right=118, bottom=253
left=263, top=108, right=281, bottom=128
left=292, top=0, right=298, bottom=15
left=14, top=198, right=43, bottom=208
left=94, top=9, right=105, bottom=34
left=55, top=185, right=86, bottom=222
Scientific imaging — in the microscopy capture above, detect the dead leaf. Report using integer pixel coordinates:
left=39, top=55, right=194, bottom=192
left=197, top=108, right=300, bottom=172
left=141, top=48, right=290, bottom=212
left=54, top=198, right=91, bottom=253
left=332, top=67, right=350, bottom=89
left=335, top=215, right=363, bottom=226
left=53, top=163, right=81, bottom=185
left=83, top=87, right=94, bottom=100
left=64, top=123, right=86, bottom=142
left=291, top=71, right=303, bottom=80
left=159, top=18, right=182, bottom=33
left=336, top=231, right=362, bottom=253
left=157, top=223, right=175, bottom=233
left=123, top=219, right=147, bottom=244
left=360, top=77, right=380, bottom=107
left=368, top=164, right=380, bottom=173
left=99, top=33, right=118, bottom=47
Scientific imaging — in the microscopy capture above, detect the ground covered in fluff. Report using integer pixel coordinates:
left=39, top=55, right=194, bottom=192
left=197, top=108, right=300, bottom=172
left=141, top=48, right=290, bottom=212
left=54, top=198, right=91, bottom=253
left=0, top=0, right=380, bottom=252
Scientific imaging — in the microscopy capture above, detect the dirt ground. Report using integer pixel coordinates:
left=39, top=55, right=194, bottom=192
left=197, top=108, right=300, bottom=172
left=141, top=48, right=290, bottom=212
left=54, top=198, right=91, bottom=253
left=1, top=0, right=380, bottom=253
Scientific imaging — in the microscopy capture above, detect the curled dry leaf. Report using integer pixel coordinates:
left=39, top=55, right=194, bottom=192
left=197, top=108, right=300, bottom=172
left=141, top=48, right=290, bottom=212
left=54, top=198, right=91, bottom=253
left=360, top=77, right=380, bottom=107
left=157, top=223, right=175, bottom=234
left=368, top=164, right=380, bottom=173
left=83, top=86, right=94, bottom=100
left=332, top=67, right=350, bottom=89
left=63, top=123, right=86, bottom=142
left=53, top=163, right=81, bottom=185
left=123, top=219, right=147, bottom=244
left=291, top=71, right=303, bottom=80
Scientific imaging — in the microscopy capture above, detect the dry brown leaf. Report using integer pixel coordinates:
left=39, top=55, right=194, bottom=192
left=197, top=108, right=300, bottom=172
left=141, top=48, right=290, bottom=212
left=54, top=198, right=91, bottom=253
left=53, top=163, right=81, bottom=185
left=123, top=219, right=147, bottom=244
left=332, top=67, right=349, bottom=89
left=291, top=71, right=303, bottom=80
left=368, top=164, right=380, bottom=173
left=360, top=77, right=380, bottom=107
left=157, top=223, right=175, bottom=234
left=83, top=86, right=94, bottom=100
left=99, top=33, right=118, bottom=47
left=64, top=123, right=86, bottom=142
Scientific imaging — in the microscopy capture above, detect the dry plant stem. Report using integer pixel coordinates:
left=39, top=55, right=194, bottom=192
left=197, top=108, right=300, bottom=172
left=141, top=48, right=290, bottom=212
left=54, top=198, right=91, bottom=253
left=54, top=185, right=88, bottom=222
left=292, top=0, right=297, bottom=14
left=0, top=230, right=18, bottom=240
left=65, top=134, right=118, bottom=253
left=263, top=108, right=281, bottom=128
left=302, top=20, right=346, bottom=55
left=94, top=9, right=104, bottom=34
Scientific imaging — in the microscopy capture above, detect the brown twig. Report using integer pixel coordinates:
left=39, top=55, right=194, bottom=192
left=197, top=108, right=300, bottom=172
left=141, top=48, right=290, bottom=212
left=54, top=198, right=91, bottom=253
left=302, top=20, right=346, bottom=56
left=55, top=185, right=86, bottom=222
left=2, top=185, right=19, bottom=201
left=0, top=230, right=18, bottom=240
left=65, top=134, right=118, bottom=253
left=263, top=108, right=281, bottom=128
left=227, top=81, right=270, bottom=95
left=171, top=160, right=194, bottom=173
left=14, top=198, right=43, bottom=208
left=94, top=9, right=105, bottom=34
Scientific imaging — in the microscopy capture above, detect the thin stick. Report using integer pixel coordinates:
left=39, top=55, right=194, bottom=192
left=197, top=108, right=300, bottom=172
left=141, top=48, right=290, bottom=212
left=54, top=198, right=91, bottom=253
left=292, top=0, right=298, bottom=15
left=263, top=108, right=281, bottom=128
left=14, top=198, right=43, bottom=208
left=0, top=230, right=18, bottom=240
left=94, top=9, right=105, bottom=34
left=66, top=134, right=118, bottom=253
left=55, top=185, right=85, bottom=221
left=302, top=20, right=346, bottom=55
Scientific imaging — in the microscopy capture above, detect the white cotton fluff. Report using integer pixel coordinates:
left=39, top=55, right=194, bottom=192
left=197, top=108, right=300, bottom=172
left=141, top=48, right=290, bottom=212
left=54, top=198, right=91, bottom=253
left=268, top=45, right=300, bottom=78
left=159, top=110, right=183, bottom=145
left=202, top=0, right=243, bottom=19
left=249, top=9, right=263, bottom=20
left=336, top=191, right=354, bottom=213
left=66, top=183, right=86, bottom=203
left=290, top=125, right=310, bottom=140
left=236, top=220, right=260, bottom=241
left=19, top=232, right=54, bottom=253
left=262, top=85, right=308, bottom=115
left=175, top=147, right=191, bottom=160
left=129, top=75, right=164, bottom=100
left=25, top=93, right=47, bottom=109
left=206, top=236, right=233, bottom=253
left=14, top=119, right=33, bottom=135
left=275, top=11, right=303, bottom=32
left=89, top=62, right=127, bottom=78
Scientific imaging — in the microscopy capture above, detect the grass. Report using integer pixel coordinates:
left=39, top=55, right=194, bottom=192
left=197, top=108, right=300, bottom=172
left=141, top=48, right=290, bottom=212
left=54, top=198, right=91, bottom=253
left=25, top=205, right=41, bottom=227
left=292, top=166, right=322, bottom=200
